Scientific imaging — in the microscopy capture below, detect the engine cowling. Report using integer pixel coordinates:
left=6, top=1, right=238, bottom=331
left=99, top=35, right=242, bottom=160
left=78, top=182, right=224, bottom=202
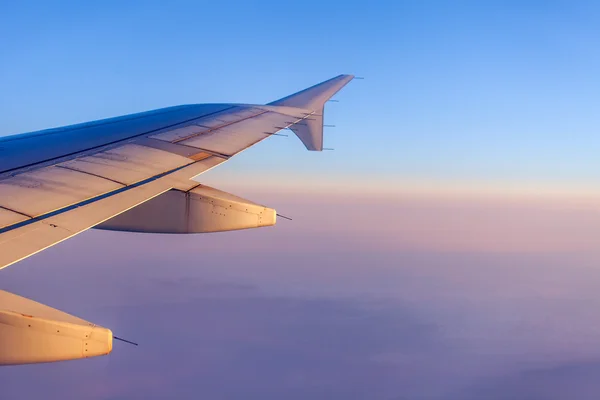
left=0, top=290, right=112, bottom=365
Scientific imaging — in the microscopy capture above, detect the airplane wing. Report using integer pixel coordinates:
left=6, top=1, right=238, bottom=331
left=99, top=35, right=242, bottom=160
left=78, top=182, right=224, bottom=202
left=0, top=74, right=354, bottom=365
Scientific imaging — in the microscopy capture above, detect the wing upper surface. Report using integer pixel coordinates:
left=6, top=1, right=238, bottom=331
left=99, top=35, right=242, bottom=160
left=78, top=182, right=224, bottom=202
left=0, top=104, right=233, bottom=174
left=0, top=75, right=354, bottom=270
left=0, top=106, right=313, bottom=269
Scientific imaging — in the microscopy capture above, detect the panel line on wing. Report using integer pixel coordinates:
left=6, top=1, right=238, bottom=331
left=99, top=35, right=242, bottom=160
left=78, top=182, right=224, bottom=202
left=126, top=137, right=213, bottom=160
left=54, top=165, right=127, bottom=186
left=0, top=205, right=32, bottom=219
left=57, top=144, right=196, bottom=186
left=171, top=110, right=269, bottom=144
left=0, top=166, right=123, bottom=219
left=0, top=160, right=202, bottom=235
left=178, top=111, right=309, bottom=156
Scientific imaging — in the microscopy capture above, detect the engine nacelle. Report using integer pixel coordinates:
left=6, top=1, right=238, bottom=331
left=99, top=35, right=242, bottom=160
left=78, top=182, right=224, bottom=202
left=96, top=184, right=276, bottom=234
left=0, top=290, right=112, bottom=365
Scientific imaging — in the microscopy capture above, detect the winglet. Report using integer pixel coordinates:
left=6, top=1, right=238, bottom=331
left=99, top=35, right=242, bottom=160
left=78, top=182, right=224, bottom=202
left=268, top=74, right=354, bottom=151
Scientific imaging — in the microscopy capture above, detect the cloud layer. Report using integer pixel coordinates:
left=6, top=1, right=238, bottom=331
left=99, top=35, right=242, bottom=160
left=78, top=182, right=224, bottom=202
left=3, top=190, right=600, bottom=399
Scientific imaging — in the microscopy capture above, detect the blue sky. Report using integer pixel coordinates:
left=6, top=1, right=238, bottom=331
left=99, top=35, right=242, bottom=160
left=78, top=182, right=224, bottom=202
left=3, top=1, right=600, bottom=187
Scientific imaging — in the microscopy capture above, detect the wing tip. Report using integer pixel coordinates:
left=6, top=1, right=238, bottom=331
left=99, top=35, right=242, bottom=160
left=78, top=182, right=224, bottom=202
left=269, top=74, right=355, bottom=151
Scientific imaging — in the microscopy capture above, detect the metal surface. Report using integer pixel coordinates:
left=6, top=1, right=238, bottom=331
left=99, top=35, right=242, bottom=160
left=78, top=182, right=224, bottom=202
left=148, top=125, right=209, bottom=142
left=58, top=144, right=193, bottom=185
left=0, top=290, right=112, bottom=365
left=97, top=184, right=276, bottom=233
left=179, top=112, right=294, bottom=156
left=0, top=104, right=232, bottom=174
left=0, top=166, right=123, bottom=218
left=270, top=74, right=355, bottom=150
left=0, top=207, right=28, bottom=230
